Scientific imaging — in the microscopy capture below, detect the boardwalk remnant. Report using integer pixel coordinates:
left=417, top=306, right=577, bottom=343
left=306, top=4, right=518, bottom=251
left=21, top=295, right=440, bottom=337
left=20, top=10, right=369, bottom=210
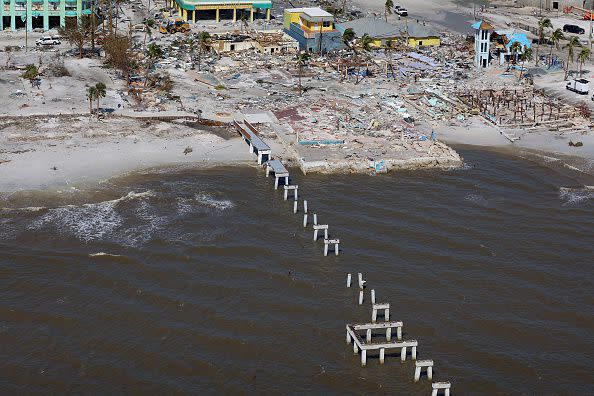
left=371, top=303, right=391, bottom=323
left=313, top=224, right=328, bottom=241
left=283, top=185, right=298, bottom=201
left=266, top=159, right=289, bottom=189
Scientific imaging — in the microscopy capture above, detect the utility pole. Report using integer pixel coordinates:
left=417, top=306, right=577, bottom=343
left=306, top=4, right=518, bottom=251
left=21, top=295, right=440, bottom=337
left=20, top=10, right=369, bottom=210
left=24, top=7, right=28, bottom=52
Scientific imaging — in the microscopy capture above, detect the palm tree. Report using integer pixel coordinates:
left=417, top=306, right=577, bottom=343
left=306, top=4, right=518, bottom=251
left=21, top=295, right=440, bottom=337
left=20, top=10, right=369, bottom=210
left=197, top=31, right=211, bottom=71
left=296, top=52, right=310, bottom=96
left=87, top=85, right=97, bottom=115
left=143, top=18, right=156, bottom=50
left=95, top=82, right=106, bottom=112
left=548, top=28, right=564, bottom=69
left=577, top=47, right=591, bottom=77
left=361, top=33, right=374, bottom=52
left=385, top=0, right=393, bottom=22
left=563, top=36, right=582, bottom=80
left=507, top=41, right=522, bottom=71
left=342, top=28, right=356, bottom=51
left=519, top=47, right=532, bottom=81
left=535, top=17, right=552, bottom=66
left=144, top=43, right=163, bottom=86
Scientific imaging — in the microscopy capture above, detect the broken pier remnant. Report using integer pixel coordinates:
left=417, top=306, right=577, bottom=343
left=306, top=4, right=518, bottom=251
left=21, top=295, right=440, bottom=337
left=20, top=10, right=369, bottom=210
left=346, top=323, right=416, bottom=366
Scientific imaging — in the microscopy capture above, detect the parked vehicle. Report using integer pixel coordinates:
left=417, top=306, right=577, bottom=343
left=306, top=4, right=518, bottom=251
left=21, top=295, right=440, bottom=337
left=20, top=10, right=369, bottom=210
left=396, top=8, right=408, bottom=16
left=566, top=78, right=590, bottom=95
left=563, top=24, right=585, bottom=34
left=35, top=36, right=61, bottom=46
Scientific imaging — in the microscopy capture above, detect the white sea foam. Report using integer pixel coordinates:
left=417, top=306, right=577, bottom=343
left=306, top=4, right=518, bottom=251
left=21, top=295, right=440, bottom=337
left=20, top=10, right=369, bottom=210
left=89, top=252, right=124, bottom=257
left=559, top=187, right=594, bottom=206
left=195, top=193, right=234, bottom=210
left=29, top=191, right=154, bottom=242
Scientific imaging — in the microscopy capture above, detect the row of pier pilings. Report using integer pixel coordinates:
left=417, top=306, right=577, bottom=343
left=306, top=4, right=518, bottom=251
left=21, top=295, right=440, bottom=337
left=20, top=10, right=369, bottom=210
left=346, top=273, right=452, bottom=396
left=264, top=162, right=341, bottom=257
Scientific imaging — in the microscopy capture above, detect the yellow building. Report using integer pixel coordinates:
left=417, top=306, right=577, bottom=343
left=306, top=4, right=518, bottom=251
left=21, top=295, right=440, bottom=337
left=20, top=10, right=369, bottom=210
left=283, top=7, right=335, bottom=34
left=337, top=17, right=441, bottom=48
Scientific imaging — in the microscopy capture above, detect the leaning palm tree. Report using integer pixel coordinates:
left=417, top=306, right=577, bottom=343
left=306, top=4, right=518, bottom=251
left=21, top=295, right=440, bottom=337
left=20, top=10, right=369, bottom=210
left=535, top=17, right=552, bottom=66
left=197, top=31, right=211, bottom=71
left=563, top=36, right=582, bottom=80
left=296, top=51, right=310, bottom=96
left=548, top=28, right=564, bottom=69
left=577, top=47, right=591, bottom=77
left=385, top=0, right=393, bottom=22
left=342, top=28, right=356, bottom=52
left=87, top=85, right=98, bottom=115
left=95, top=82, right=106, bottom=112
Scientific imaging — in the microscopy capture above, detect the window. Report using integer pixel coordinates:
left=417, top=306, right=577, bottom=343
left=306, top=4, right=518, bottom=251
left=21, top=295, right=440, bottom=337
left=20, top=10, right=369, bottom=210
left=322, top=21, right=331, bottom=27
left=553, top=1, right=558, bottom=10
left=418, top=40, right=423, bottom=46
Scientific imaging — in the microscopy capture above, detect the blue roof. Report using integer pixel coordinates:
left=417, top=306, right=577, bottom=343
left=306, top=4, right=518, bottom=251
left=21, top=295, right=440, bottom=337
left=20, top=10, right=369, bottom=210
left=471, top=20, right=482, bottom=29
left=505, top=32, right=532, bottom=50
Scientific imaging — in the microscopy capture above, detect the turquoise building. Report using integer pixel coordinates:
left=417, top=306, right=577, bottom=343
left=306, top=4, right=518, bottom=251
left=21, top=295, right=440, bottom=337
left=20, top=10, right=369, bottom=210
left=1, top=0, right=92, bottom=31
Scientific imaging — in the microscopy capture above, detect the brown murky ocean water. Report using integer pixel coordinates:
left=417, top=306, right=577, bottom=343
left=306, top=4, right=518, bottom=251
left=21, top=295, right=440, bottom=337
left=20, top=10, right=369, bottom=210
left=1, top=148, right=593, bottom=395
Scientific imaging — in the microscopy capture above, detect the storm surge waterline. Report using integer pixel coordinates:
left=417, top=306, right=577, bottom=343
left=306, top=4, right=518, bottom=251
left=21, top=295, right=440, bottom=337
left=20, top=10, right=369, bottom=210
left=1, top=148, right=593, bottom=395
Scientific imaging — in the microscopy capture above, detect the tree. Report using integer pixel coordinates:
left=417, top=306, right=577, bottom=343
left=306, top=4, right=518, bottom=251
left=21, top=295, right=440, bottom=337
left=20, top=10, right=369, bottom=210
left=342, top=28, right=356, bottom=52
left=385, top=0, right=393, bottom=22
left=87, top=85, right=97, bottom=114
left=59, top=16, right=93, bottom=58
left=535, top=17, right=552, bottom=66
left=185, top=37, right=196, bottom=69
left=548, top=28, right=564, bottom=69
left=507, top=41, right=522, bottom=71
left=360, top=33, right=374, bottom=52
left=95, top=82, right=106, bottom=112
left=519, top=47, right=532, bottom=81
left=197, top=31, right=211, bottom=71
left=563, top=36, right=582, bottom=80
left=103, top=34, right=134, bottom=80
left=22, top=64, right=39, bottom=87
left=296, top=51, right=310, bottom=96
left=144, top=43, right=163, bottom=86
left=577, top=47, right=591, bottom=77
left=143, top=18, right=156, bottom=49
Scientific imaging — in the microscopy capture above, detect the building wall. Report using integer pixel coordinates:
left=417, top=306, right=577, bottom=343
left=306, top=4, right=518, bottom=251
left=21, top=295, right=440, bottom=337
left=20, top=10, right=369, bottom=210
left=408, top=36, right=440, bottom=48
left=285, top=22, right=344, bottom=52
left=283, top=9, right=300, bottom=30
left=1, top=0, right=91, bottom=31
left=516, top=0, right=594, bottom=9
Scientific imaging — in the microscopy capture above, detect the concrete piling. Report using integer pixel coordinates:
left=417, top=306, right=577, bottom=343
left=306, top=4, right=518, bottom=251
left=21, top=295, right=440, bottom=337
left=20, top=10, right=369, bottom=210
left=358, top=290, right=364, bottom=305
left=431, top=382, right=451, bottom=396
left=313, top=224, right=328, bottom=241
left=303, top=214, right=308, bottom=227
left=357, top=273, right=365, bottom=289
left=303, top=200, right=308, bottom=213
left=371, top=289, right=376, bottom=304
left=293, top=201, right=297, bottom=213
left=324, top=239, right=340, bottom=256
left=361, top=350, right=367, bottom=367
left=313, top=213, right=318, bottom=225
left=346, top=273, right=352, bottom=287
left=346, top=323, right=415, bottom=367
left=371, top=303, right=390, bottom=323
left=379, top=348, right=385, bottom=364
left=414, top=360, right=433, bottom=382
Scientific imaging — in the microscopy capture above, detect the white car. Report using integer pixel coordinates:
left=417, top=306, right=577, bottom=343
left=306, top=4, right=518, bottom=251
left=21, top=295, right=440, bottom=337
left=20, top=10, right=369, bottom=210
left=396, top=8, right=408, bottom=16
left=36, top=36, right=61, bottom=46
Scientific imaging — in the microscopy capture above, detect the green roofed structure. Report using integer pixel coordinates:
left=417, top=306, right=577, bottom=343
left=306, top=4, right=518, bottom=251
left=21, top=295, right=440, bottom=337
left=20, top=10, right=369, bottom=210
left=167, top=0, right=272, bottom=23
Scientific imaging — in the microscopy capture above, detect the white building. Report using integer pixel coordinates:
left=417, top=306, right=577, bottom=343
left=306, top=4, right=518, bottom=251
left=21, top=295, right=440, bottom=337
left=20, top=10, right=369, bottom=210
left=472, top=20, right=494, bottom=69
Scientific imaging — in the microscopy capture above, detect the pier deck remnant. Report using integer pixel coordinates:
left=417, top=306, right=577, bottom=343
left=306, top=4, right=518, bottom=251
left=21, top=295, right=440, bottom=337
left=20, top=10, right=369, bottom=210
left=234, top=120, right=271, bottom=165
left=266, top=159, right=289, bottom=189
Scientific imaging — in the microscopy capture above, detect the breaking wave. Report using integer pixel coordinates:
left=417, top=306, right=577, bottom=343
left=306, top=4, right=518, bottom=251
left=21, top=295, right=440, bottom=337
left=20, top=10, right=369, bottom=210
left=28, top=191, right=155, bottom=243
